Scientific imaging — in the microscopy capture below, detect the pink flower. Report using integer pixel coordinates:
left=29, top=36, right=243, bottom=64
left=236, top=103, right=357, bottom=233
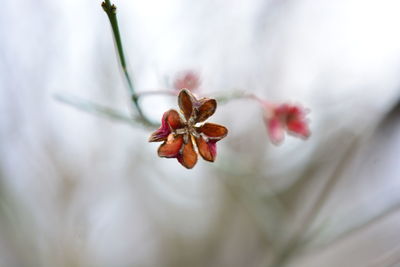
left=263, top=103, right=310, bottom=145
left=173, top=71, right=200, bottom=92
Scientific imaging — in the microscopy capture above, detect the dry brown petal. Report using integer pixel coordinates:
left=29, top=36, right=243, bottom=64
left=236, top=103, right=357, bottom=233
left=195, top=98, right=217, bottom=123
left=178, top=89, right=194, bottom=121
left=178, top=138, right=198, bottom=169
left=195, top=136, right=215, bottom=162
left=198, top=123, right=228, bottom=139
left=158, top=134, right=184, bottom=158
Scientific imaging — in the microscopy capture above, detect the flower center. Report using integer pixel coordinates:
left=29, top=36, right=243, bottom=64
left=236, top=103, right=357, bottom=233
left=174, top=119, right=200, bottom=141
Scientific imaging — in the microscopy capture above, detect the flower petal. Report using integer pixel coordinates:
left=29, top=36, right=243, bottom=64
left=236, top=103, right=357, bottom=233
left=149, top=109, right=183, bottom=142
left=286, top=105, right=310, bottom=139
left=166, top=109, right=184, bottom=130
left=195, top=98, right=217, bottom=122
left=177, top=138, right=198, bottom=169
left=287, top=119, right=310, bottom=138
left=266, top=117, right=284, bottom=145
left=158, top=134, right=184, bottom=158
left=198, top=123, right=228, bottom=139
left=275, top=103, right=290, bottom=117
left=178, top=89, right=194, bottom=120
left=195, top=136, right=217, bottom=162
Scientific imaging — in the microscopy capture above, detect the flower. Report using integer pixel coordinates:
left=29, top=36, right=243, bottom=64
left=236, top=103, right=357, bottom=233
left=173, top=71, right=200, bottom=92
left=263, top=102, right=310, bottom=145
left=149, top=89, right=228, bottom=169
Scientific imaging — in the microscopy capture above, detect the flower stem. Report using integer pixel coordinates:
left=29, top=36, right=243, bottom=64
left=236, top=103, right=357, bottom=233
left=101, top=0, right=153, bottom=125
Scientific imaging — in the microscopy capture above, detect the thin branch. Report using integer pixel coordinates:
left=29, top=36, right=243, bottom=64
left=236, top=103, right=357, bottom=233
left=101, top=0, right=153, bottom=125
left=54, top=93, right=156, bottom=128
left=214, top=90, right=261, bottom=104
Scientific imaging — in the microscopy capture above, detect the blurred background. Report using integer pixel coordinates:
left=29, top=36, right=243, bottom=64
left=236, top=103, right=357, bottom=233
left=1, top=0, right=400, bottom=266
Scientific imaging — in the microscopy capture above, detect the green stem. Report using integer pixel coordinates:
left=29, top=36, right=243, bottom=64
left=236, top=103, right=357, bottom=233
left=101, top=0, right=152, bottom=125
left=54, top=93, right=156, bottom=127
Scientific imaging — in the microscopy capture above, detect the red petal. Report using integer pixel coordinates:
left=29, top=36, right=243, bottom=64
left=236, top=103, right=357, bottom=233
left=178, top=89, right=194, bottom=120
left=149, top=109, right=183, bottom=142
left=287, top=119, right=310, bottom=138
left=198, top=123, right=228, bottom=139
left=266, top=117, right=284, bottom=145
left=286, top=105, right=310, bottom=138
left=195, top=137, right=217, bottom=162
left=177, top=138, right=198, bottom=169
left=158, top=134, right=184, bottom=158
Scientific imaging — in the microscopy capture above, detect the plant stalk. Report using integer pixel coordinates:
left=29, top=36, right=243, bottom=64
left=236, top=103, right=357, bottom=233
left=101, top=0, right=153, bottom=125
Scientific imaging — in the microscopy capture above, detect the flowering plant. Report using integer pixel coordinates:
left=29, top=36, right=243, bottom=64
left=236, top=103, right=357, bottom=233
left=149, top=89, right=228, bottom=169
left=51, top=3, right=400, bottom=267
left=58, top=0, right=311, bottom=169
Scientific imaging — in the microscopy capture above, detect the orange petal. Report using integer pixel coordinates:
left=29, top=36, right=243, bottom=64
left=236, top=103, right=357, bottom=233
left=195, top=136, right=216, bottom=162
left=158, top=134, right=184, bottom=158
left=177, top=138, right=198, bottom=169
left=195, top=98, right=217, bottom=122
left=178, top=89, right=194, bottom=120
left=198, top=123, right=228, bottom=139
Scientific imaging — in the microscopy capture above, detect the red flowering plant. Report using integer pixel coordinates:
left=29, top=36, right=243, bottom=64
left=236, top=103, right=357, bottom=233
left=149, top=89, right=228, bottom=169
left=58, top=1, right=311, bottom=170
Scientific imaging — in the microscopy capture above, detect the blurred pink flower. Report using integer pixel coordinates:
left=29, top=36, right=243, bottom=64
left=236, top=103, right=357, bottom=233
left=173, top=71, right=200, bottom=92
left=263, top=102, right=310, bottom=145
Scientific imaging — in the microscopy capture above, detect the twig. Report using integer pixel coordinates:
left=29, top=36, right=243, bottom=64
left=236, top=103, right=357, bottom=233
left=54, top=93, right=156, bottom=128
left=214, top=90, right=261, bottom=104
left=101, top=0, right=153, bottom=125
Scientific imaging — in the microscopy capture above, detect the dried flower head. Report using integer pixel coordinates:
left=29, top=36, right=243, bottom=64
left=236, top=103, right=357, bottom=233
left=263, top=102, right=310, bottom=145
left=149, top=89, right=228, bottom=169
left=173, top=71, right=200, bottom=92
